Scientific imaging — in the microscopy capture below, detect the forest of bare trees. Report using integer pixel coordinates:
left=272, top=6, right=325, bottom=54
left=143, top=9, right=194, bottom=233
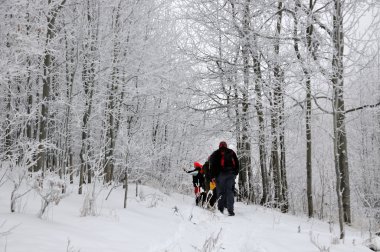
left=1, top=0, right=379, bottom=240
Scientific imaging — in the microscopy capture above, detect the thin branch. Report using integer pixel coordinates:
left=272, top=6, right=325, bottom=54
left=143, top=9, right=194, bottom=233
left=312, top=95, right=333, bottom=114
left=187, top=104, right=231, bottom=112
left=0, top=221, right=19, bottom=238
left=345, top=102, right=380, bottom=114
left=13, top=188, right=33, bottom=201
left=314, top=1, right=331, bottom=14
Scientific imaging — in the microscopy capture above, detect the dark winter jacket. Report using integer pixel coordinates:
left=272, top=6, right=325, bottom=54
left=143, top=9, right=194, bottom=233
left=202, top=160, right=211, bottom=191
left=186, top=167, right=205, bottom=189
left=210, top=147, right=239, bottom=179
left=202, top=161, right=211, bottom=182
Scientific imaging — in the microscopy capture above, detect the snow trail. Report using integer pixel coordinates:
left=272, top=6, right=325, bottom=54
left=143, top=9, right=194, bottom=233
left=0, top=184, right=372, bottom=252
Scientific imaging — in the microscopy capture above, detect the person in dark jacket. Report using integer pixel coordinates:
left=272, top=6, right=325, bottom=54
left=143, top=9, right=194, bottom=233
left=185, top=162, right=205, bottom=205
left=202, top=158, right=217, bottom=208
left=210, top=141, right=239, bottom=216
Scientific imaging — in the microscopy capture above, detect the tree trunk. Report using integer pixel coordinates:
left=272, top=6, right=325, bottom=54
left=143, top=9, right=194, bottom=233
left=271, top=0, right=287, bottom=211
left=305, top=1, right=314, bottom=218
left=63, top=26, right=76, bottom=187
left=240, top=0, right=253, bottom=203
left=332, top=0, right=351, bottom=226
left=36, top=0, right=66, bottom=174
left=279, top=88, right=288, bottom=212
left=252, top=50, right=268, bottom=205
left=333, top=109, right=345, bottom=239
left=104, top=4, right=122, bottom=184
left=270, top=103, right=282, bottom=206
left=5, top=80, right=12, bottom=158
left=305, top=73, right=313, bottom=213
left=293, top=0, right=313, bottom=218
left=26, top=12, right=33, bottom=141
left=79, top=0, right=96, bottom=194
left=123, top=169, right=128, bottom=208
left=234, top=60, right=246, bottom=202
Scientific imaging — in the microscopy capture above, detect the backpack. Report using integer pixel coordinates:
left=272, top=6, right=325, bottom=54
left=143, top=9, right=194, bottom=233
left=220, top=149, right=236, bottom=171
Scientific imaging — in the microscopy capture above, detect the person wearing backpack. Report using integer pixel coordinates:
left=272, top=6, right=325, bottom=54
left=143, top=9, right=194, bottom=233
left=184, top=162, right=206, bottom=205
left=202, top=158, right=217, bottom=208
left=210, top=141, right=239, bottom=216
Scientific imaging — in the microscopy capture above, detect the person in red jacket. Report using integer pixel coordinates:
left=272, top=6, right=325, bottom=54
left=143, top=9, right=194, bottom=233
left=185, top=162, right=206, bottom=205
left=210, top=141, right=239, bottom=216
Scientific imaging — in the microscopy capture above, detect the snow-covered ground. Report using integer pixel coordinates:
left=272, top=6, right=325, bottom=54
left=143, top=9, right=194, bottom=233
left=0, top=182, right=374, bottom=252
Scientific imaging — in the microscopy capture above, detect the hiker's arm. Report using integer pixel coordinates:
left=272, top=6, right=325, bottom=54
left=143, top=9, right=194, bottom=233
left=186, top=169, right=199, bottom=176
left=233, top=152, right=240, bottom=175
left=184, top=168, right=196, bottom=173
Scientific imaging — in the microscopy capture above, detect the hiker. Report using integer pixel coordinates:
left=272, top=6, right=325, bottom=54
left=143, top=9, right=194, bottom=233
left=210, top=141, right=239, bottom=216
left=184, top=162, right=206, bottom=205
left=202, top=158, right=217, bottom=208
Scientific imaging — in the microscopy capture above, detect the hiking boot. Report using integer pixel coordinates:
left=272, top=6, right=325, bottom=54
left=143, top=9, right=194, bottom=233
left=228, top=210, right=235, bottom=216
left=218, top=207, right=224, bottom=214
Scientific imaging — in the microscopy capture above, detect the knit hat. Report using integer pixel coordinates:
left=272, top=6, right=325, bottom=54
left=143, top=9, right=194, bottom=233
left=194, top=162, right=203, bottom=169
left=219, top=141, right=227, bottom=149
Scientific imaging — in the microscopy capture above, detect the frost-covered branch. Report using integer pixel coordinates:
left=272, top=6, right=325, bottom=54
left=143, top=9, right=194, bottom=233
left=0, top=221, right=18, bottom=238
left=33, top=174, right=67, bottom=218
left=345, top=101, right=380, bottom=114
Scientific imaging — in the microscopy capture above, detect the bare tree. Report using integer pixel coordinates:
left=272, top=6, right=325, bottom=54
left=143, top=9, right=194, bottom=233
left=293, top=0, right=315, bottom=218
left=36, top=0, right=67, bottom=175
left=79, top=0, right=98, bottom=194
left=331, top=0, right=351, bottom=228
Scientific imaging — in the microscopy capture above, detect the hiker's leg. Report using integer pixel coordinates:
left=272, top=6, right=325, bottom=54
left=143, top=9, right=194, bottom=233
left=225, top=174, right=235, bottom=212
left=216, top=174, right=227, bottom=211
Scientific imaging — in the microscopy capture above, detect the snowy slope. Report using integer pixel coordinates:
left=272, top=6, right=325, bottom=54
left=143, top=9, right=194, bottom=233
left=0, top=183, right=373, bottom=252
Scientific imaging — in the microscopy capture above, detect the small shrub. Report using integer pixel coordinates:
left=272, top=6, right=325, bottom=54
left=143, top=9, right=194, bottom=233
left=201, top=228, right=223, bottom=252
